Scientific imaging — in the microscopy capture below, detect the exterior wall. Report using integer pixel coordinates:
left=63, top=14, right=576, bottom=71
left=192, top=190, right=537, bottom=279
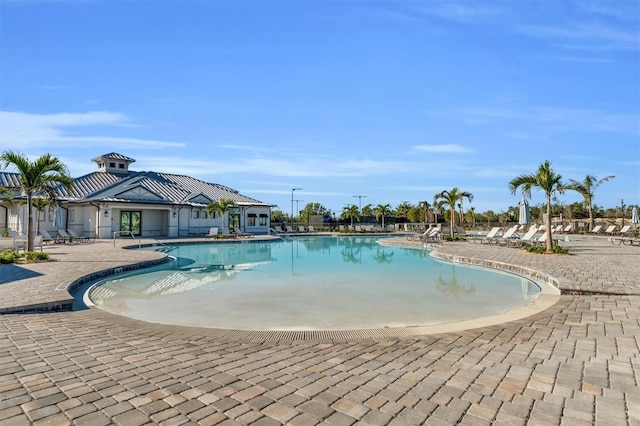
left=243, top=206, right=271, bottom=235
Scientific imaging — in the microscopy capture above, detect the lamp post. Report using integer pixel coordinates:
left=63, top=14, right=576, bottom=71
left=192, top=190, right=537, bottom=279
left=621, top=198, right=625, bottom=228
left=291, top=188, right=301, bottom=224
left=353, top=195, right=367, bottom=211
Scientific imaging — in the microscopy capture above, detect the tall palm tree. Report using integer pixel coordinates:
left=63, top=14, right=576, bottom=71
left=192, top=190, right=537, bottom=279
left=568, top=174, right=615, bottom=231
left=206, top=198, right=236, bottom=231
left=373, top=204, right=391, bottom=230
left=434, top=188, right=474, bottom=238
left=341, top=204, right=360, bottom=229
left=418, top=201, right=431, bottom=223
left=509, top=160, right=570, bottom=253
left=0, top=151, right=74, bottom=251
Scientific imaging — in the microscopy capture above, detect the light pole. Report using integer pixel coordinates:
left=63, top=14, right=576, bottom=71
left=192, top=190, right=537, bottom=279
left=353, top=195, right=367, bottom=211
left=621, top=198, right=625, bottom=228
left=291, top=188, right=301, bottom=224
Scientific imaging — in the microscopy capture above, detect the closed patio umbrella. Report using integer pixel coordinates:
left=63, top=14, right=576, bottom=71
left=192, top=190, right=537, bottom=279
left=632, top=207, right=639, bottom=225
left=518, top=198, right=530, bottom=227
left=54, top=206, right=63, bottom=229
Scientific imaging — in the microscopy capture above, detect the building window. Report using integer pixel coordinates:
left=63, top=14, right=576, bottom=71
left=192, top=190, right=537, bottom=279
left=69, top=209, right=75, bottom=223
left=109, top=162, right=116, bottom=168
left=259, top=214, right=268, bottom=226
left=192, top=210, right=199, bottom=219
left=248, top=214, right=256, bottom=226
left=119, top=163, right=125, bottom=169
left=201, top=210, right=208, bottom=219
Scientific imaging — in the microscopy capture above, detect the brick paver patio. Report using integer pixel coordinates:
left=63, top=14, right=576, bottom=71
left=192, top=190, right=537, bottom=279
left=0, top=235, right=638, bottom=425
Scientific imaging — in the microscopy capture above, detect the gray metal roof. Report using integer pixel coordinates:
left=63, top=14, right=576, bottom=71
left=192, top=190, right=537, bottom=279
left=0, top=172, right=20, bottom=188
left=2, top=169, right=272, bottom=207
left=91, top=153, right=136, bottom=163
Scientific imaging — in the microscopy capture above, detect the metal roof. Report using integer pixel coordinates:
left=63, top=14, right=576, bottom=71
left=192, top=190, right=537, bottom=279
left=90, top=153, right=136, bottom=163
left=1, top=154, right=273, bottom=207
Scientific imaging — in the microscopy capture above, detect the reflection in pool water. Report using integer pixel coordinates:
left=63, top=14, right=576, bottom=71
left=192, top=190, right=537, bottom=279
left=87, top=236, right=540, bottom=330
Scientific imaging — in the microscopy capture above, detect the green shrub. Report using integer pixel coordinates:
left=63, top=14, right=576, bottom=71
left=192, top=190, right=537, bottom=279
left=524, top=245, right=570, bottom=255
left=23, top=251, right=50, bottom=263
left=0, top=249, right=20, bottom=264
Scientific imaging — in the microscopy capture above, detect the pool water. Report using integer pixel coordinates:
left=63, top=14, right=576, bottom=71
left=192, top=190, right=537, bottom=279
left=87, top=236, right=540, bottom=330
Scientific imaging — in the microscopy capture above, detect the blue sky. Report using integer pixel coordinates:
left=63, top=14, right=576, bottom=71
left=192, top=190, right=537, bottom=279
left=1, top=0, right=639, bottom=216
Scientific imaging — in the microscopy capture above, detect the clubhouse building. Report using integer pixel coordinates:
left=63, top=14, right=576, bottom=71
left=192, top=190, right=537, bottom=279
left=0, top=153, right=274, bottom=239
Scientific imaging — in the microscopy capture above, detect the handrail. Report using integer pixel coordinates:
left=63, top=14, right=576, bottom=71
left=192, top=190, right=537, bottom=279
left=113, top=230, right=136, bottom=246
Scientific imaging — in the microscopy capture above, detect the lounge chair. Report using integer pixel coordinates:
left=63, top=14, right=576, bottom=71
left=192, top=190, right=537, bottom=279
left=233, top=227, right=253, bottom=238
left=468, top=227, right=501, bottom=244
left=616, top=225, right=632, bottom=237
left=39, top=230, right=58, bottom=244
left=298, top=225, right=306, bottom=233
left=561, top=224, right=573, bottom=233
left=339, top=225, right=346, bottom=232
left=205, top=227, right=219, bottom=239
left=307, top=225, right=317, bottom=233
left=67, top=229, right=91, bottom=243
left=589, top=225, right=603, bottom=234
left=604, top=225, right=617, bottom=236
left=508, top=227, right=541, bottom=247
left=286, top=225, right=295, bottom=233
left=494, top=225, right=520, bottom=245
left=57, top=229, right=74, bottom=243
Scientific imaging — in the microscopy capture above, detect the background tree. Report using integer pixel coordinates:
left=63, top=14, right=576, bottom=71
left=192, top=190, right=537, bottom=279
left=206, top=198, right=236, bottom=231
left=393, top=202, right=413, bottom=222
left=407, top=206, right=422, bottom=223
left=373, top=204, right=391, bottom=229
left=468, top=206, right=476, bottom=228
left=341, top=204, right=360, bottom=228
left=0, top=151, right=73, bottom=251
left=568, top=174, right=615, bottom=231
left=361, top=204, right=373, bottom=220
left=434, top=188, right=473, bottom=238
left=509, top=160, right=570, bottom=252
left=300, top=202, right=329, bottom=223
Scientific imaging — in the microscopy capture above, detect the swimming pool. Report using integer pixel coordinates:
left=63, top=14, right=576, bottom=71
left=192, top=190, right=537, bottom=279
left=86, top=236, right=541, bottom=331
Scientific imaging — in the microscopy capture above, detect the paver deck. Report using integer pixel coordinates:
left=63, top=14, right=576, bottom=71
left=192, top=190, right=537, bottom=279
left=0, top=234, right=638, bottom=425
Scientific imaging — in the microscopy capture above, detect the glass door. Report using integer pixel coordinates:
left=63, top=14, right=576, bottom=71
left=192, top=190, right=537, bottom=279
left=121, top=211, right=142, bottom=236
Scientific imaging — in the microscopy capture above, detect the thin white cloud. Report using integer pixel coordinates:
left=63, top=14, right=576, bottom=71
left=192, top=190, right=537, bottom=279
left=417, top=3, right=502, bottom=22
left=0, top=110, right=185, bottom=150
left=518, top=21, right=639, bottom=51
left=412, top=144, right=473, bottom=154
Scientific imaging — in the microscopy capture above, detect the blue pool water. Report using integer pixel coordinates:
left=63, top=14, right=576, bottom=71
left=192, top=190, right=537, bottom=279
left=87, top=236, right=540, bottom=330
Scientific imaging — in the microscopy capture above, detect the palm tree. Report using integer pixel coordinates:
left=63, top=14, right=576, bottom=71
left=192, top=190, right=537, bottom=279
left=434, top=188, right=474, bottom=238
left=0, top=152, right=73, bottom=251
left=568, top=174, right=615, bottom=231
left=206, top=198, right=236, bottom=231
left=373, top=204, right=391, bottom=230
left=468, top=206, right=476, bottom=229
left=32, top=197, right=52, bottom=235
left=341, top=204, right=360, bottom=229
left=509, top=160, right=570, bottom=253
left=418, top=201, right=431, bottom=223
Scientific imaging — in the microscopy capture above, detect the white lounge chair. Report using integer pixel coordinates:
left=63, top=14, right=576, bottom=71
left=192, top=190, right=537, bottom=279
left=509, top=227, right=541, bottom=247
left=590, top=225, right=603, bottom=234
left=473, top=227, right=501, bottom=244
left=604, top=225, right=617, bottom=235
left=617, top=225, right=632, bottom=236
left=205, top=227, right=219, bottom=239
left=495, top=225, right=520, bottom=245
